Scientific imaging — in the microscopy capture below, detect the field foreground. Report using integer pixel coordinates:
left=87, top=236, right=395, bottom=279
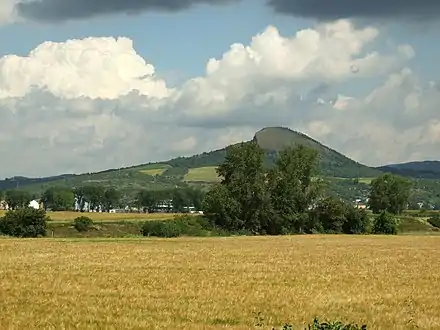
left=1, top=236, right=440, bottom=329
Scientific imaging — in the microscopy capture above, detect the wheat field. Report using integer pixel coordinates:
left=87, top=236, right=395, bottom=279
left=0, top=235, right=439, bottom=329
left=0, top=210, right=181, bottom=222
left=184, top=166, right=220, bottom=182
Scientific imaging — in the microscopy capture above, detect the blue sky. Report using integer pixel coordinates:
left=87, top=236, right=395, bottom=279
left=1, top=0, right=439, bottom=82
left=0, top=0, right=440, bottom=177
left=0, top=0, right=302, bottom=76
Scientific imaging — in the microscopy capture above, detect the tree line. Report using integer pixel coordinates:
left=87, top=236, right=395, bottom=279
left=0, top=142, right=412, bottom=237
left=202, top=142, right=410, bottom=235
left=0, top=186, right=205, bottom=213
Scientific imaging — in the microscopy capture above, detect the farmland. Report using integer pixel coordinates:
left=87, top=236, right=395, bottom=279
left=0, top=235, right=439, bottom=329
left=184, top=166, right=220, bottom=182
left=0, top=210, right=181, bottom=223
left=138, top=164, right=170, bottom=176
left=333, top=177, right=376, bottom=184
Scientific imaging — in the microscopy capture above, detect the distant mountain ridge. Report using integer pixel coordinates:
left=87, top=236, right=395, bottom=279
left=0, top=126, right=438, bottom=191
left=376, top=161, right=440, bottom=179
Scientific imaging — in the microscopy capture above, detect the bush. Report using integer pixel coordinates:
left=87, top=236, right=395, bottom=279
left=372, top=211, right=397, bottom=235
left=141, top=215, right=226, bottom=237
left=343, top=207, right=370, bottom=234
left=427, top=214, right=440, bottom=228
left=0, top=207, right=48, bottom=237
left=73, top=216, right=94, bottom=232
left=141, top=220, right=182, bottom=237
left=269, top=317, right=367, bottom=329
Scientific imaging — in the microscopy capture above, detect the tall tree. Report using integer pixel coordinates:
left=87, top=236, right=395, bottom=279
left=368, top=173, right=411, bottom=214
left=81, top=185, right=105, bottom=211
left=171, top=188, right=191, bottom=213
left=74, top=187, right=86, bottom=211
left=268, top=145, right=322, bottom=233
left=41, top=187, right=75, bottom=211
left=184, top=187, right=205, bottom=211
left=102, top=187, right=121, bottom=212
left=4, top=190, right=32, bottom=210
left=136, top=189, right=169, bottom=213
left=205, top=142, right=272, bottom=233
left=136, top=190, right=156, bottom=213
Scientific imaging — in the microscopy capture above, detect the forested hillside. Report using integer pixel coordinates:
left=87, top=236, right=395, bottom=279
left=1, top=126, right=440, bottom=206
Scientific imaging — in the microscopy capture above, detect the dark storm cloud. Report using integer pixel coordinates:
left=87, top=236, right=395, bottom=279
left=16, top=0, right=239, bottom=22
left=267, top=0, right=440, bottom=20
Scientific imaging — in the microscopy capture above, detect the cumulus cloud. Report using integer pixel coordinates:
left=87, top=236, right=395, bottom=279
left=173, top=20, right=413, bottom=119
left=267, top=0, right=440, bottom=21
left=0, top=0, right=18, bottom=24
left=0, top=37, right=170, bottom=99
left=0, top=19, right=438, bottom=178
left=15, top=0, right=238, bottom=22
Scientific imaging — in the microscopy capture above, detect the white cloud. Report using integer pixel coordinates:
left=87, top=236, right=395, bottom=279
left=0, top=0, right=17, bottom=24
left=0, top=19, right=438, bottom=178
left=0, top=37, right=171, bottom=99
left=204, top=21, right=405, bottom=81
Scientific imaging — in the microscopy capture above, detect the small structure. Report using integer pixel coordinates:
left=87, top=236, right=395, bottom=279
left=28, top=200, right=40, bottom=209
left=0, top=200, right=8, bottom=210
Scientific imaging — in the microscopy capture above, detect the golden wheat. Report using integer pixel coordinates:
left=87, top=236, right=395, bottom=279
left=0, top=210, right=182, bottom=222
left=0, top=235, right=439, bottom=329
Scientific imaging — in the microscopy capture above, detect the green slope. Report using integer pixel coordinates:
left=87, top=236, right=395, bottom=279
left=166, top=126, right=381, bottom=178
left=0, top=126, right=420, bottom=194
left=254, top=127, right=381, bottom=177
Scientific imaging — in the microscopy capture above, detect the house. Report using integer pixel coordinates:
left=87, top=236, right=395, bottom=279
left=28, top=200, right=40, bottom=209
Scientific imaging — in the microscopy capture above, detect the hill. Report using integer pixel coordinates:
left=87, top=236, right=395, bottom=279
left=2, top=126, right=440, bottom=206
left=253, top=127, right=380, bottom=177
left=377, top=161, right=440, bottom=179
left=165, top=127, right=381, bottom=178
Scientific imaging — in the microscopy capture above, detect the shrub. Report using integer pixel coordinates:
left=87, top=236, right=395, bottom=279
left=141, top=215, right=226, bottom=237
left=0, top=207, right=48, bottom=237
left=343, top=207, right=370, bottom=234
left=141, top=220, right=182, bottom=237
left=427, top=214, right=440, bottom=228
left=304, top=318, right=367, bottom=330
left=73, top=216, right=94, bottom=232
left=274, top=318, right=367, bottom=330
left=372, top=211, right=397, bottom=235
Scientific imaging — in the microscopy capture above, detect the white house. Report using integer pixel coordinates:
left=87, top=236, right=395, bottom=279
left=28, top=200, right=40, bottom=209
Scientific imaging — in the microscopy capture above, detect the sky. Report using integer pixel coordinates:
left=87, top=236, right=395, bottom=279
left=1, top=0, right=440, bottom=178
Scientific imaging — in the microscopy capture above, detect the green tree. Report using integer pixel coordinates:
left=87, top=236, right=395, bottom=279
left=170, top=188, right=191, bottom=212
left=73, top=216, right=94, bottom=232
left=0, top=207, right=48, bottom=237
left=102, top=187, right=121, bottom=212
left=204, top=142, right=272, bottom=233
left=4, top=190, right=32, bottom=210
left=136, top=189, right=167, bottom=213
left=184, top=187, right=205, bottom=211
left=368, top=173, right=411, bottom=214
left=310, top=197, right=347, bottom=233
left=372, top=211, right=397, bottom=235
left=80, top=185, right=105, bottom=211
left=203, top=183, right=242, bottom=230
left=74, top=187, right=86, bottom=211
left=343, top=207, right=370, bottom=234
left=41, top=187, right=75, bottom=211
left=268, top=145, right=322, bottom=233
